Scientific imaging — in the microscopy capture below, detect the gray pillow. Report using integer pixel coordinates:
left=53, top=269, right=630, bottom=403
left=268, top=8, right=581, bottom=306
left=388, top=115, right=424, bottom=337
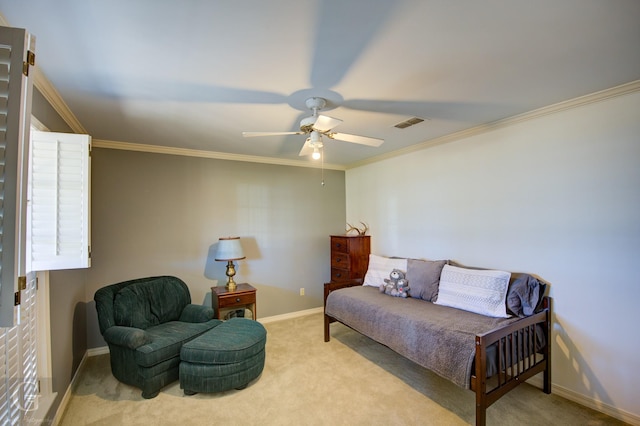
left=406, top=259, right=447, bottom=301
left=506, top=273, right=542, bottom=317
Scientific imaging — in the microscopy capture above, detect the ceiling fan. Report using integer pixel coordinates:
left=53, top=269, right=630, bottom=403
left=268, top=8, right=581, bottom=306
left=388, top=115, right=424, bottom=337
left=242, top=97, right=384, bottom=159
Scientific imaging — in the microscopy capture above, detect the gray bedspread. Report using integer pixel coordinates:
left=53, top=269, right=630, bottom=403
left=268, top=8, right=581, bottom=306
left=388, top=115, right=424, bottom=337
left=325, top=285, right=520, bottom=389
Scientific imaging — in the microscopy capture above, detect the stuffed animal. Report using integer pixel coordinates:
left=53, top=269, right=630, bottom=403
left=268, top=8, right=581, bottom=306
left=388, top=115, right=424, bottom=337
left=380, top=269, right=410, bottom=298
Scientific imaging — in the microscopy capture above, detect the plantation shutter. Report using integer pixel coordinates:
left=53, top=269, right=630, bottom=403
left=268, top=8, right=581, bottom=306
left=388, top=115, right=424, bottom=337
left=29, top=131, right=91, bottom=271
left=0, top=26, right=37, bottom=425
left=0, top=26, right=34, bottom=326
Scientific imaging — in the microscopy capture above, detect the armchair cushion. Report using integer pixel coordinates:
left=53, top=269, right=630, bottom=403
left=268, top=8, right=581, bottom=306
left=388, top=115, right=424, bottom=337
left=113, top=277, right=191, bottom=329
left=135, top=320, right=222, bottom=367
left=103, top=326, right=152, bottom=349
left=180, top=304, right=215, bottom=323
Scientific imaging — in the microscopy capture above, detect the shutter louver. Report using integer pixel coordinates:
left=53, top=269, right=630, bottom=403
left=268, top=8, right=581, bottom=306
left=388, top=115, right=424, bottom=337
left=29, top=131, right=90, bottom=271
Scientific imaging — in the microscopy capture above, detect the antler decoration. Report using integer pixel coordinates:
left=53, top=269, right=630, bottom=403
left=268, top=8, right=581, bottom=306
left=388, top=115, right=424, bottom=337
left=346, top=222, right=369, bottom=236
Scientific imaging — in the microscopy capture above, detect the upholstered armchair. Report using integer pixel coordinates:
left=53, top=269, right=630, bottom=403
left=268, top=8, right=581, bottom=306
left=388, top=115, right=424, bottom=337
left=94, top=276, right=222, bottom=398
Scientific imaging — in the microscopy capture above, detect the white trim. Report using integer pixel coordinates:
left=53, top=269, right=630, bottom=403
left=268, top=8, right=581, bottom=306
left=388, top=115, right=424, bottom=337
left=346, top=79, right=640, bottom=169
left=50, top=350, right=89, bottom=426
left=553, top=383, right=640, bottom=426
left=32, top=68, right=87, bottom=135
left=257, top=307, right=324, bottom=324
left=92, top=139, right=346, bottom=170
left=30, top=115, right=49, bottom=132
left=87, top=346, right=110, bottom=357
left=35, top=272, right=52, bottom=394
left=526, top=375, right=640, bottom=426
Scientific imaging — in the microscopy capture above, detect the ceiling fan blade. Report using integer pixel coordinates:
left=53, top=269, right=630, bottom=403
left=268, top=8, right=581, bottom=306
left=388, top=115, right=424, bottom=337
left=312, top=114, right=342, bottom=132
left=242, top=131, right=303, bottom=138
left=329, top=132, right=384, bottom=147
left=298, top=140, right=314, bottom=157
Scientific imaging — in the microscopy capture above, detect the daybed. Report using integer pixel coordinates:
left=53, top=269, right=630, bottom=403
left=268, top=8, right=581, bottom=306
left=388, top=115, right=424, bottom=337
left=95, top=276, right=221, bottom=398
left=324, top=255, right=551, bottom=426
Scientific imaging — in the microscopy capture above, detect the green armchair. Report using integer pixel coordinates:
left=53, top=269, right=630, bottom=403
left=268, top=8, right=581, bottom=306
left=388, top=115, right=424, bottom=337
left=94, top=276, right=222, bottom=398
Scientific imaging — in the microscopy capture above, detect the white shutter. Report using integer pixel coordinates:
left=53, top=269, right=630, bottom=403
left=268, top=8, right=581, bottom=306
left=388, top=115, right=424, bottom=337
left=0, top=26, right=37, bottom=425
left=0, top=26, right=34, bottom=327
left=0, top=275, right=37, bottom=426
left=29, top=131, right=91, bottom=271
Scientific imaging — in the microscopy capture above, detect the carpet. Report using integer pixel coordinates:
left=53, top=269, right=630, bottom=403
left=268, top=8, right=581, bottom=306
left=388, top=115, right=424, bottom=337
left=57, top=313, right=625, bottom=425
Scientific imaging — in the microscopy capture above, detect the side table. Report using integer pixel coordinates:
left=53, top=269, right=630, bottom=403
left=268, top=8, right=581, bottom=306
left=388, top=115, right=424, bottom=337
left=211, top=283, right=257, bottom=320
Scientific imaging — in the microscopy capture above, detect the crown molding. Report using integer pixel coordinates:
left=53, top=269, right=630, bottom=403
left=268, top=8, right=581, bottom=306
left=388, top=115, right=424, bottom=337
left=32, top=68, right=87, bottom=134
left=92, top=139, right=346, bottom=171
left=346, top=79, right=640, bottom=169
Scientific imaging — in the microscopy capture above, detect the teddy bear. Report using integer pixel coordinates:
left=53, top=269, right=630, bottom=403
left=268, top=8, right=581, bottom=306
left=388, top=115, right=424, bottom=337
left=380, top=269, right=410, bottom=298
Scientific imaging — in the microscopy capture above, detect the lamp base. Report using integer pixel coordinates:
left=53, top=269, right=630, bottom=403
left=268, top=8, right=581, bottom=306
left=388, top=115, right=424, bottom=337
left=225, top=260, right=238, bottom=291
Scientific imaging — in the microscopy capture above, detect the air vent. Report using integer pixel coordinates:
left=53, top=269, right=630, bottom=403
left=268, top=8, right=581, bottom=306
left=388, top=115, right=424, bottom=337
left=394, top=117, right=425, bottom=129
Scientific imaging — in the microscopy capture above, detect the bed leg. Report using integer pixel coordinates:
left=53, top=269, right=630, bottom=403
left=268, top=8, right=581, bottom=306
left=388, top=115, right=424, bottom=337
left=475, top=404, right=486, bottom=426
left=543, top=297, right=552, bottom=394
left=324, top=314, right=330, bottom=342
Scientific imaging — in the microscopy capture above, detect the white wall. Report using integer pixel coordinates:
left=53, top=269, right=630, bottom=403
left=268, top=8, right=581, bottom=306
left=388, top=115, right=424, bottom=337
left=346, top=89, right=640, bottom=422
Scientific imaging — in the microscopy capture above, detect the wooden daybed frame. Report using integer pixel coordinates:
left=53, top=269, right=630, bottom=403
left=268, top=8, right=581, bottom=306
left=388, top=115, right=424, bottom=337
left=324, top=280, right=552, bottom=426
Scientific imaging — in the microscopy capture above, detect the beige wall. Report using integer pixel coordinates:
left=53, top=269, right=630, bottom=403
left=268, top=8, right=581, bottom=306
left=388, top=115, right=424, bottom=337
left=81, top=148, right=345, bottom=348
left=345, top=90, right=640, bottom=421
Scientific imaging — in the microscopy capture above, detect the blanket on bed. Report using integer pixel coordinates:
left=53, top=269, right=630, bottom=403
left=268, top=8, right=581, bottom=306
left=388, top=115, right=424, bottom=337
left=325, top=286, right=521, bottom=389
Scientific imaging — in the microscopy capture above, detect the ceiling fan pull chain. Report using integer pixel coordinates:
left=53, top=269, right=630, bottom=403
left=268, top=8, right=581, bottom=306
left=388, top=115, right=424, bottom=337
left=321, top=151, right=325, bottom=187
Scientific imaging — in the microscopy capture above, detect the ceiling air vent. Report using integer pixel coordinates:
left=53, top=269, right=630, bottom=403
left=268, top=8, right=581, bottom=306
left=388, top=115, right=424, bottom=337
left=394, top=117, right=425, bottom=129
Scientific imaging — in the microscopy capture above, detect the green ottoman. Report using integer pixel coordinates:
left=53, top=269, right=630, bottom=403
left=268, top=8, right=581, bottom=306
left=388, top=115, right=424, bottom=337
left=179, top=317, right=266, bottom=395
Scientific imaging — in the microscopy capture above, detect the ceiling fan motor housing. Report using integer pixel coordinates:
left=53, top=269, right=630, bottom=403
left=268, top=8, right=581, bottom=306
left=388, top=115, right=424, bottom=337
left=299, top=116, right=318, bottom=133
left=305, top=97, right=326, bottom=111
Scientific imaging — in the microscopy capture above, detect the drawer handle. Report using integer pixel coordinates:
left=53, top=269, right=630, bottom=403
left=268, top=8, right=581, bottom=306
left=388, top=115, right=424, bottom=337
left=336, top=243, right=342, bottom=248
left=236, top=298, right=241, bottom=302
left=336, top=273, right=342, bottom=278
left=336, top=258, right=342, bottom=262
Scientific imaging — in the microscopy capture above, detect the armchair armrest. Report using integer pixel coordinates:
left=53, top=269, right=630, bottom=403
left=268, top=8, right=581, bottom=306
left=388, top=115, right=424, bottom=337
left=180, top=304, right=214, bottom=323
left=103, top=326, right=151, bottom=349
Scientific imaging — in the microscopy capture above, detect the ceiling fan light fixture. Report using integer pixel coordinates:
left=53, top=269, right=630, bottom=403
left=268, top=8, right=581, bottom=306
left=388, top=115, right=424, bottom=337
left=312, top=147, right=321, bottom=160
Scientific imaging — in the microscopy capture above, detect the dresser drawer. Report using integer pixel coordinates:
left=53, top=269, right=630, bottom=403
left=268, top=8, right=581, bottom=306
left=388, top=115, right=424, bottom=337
left=331, top=252, right=350, bottom=268
left=329, top=235, right=370, bottom=283
left=331, top=237, right=349, bottom=252
left=331, top=268, right=351, bottom=282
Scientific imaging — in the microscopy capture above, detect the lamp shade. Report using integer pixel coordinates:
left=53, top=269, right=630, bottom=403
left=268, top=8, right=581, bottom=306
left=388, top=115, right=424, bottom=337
left=215, top=237, right=245, bottom=261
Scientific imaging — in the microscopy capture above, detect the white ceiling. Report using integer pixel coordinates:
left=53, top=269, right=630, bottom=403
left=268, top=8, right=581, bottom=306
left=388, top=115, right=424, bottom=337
left=1, top=1, right=639, bottom=166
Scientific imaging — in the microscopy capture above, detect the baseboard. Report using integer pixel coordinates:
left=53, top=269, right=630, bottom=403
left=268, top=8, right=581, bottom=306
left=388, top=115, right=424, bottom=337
left=50, top=350, right=90, bottom=426
left=87, top=345, right=110, bottom=356
left=257, top=307, right=323, bottom=324
left=527, top=375, right=639, bottom=425
left=551, top=383, right=640, bottom=425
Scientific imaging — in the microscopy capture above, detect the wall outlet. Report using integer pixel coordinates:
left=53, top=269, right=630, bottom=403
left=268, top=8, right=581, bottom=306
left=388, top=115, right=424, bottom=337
left=300, top=288, right=305, bottom=296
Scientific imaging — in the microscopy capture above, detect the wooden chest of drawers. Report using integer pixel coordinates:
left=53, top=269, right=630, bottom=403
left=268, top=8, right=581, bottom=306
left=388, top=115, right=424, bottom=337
left=330, top=235, right=371, bottom=282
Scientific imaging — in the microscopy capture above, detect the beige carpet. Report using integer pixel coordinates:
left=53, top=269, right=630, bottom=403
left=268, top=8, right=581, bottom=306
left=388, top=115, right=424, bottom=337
left=58, top=313, right=626, bottom=425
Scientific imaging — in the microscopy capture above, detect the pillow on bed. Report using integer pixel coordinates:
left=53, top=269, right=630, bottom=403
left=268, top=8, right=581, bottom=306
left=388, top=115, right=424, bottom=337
left=434, top=264, right=511, bottom=317
left=363, top=254, right=407, bottom=288
left=406, top=258, right=447, bottom=301
left=506, top=273, right=543, bottom=317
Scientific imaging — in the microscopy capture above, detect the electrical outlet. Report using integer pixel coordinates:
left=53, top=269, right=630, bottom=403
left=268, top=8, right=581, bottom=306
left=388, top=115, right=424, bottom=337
left=300, top=288, right=305, bottom=296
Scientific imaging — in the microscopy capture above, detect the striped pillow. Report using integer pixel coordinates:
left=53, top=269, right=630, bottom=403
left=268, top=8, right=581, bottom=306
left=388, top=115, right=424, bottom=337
left=434, top=264, right=511, bottom=317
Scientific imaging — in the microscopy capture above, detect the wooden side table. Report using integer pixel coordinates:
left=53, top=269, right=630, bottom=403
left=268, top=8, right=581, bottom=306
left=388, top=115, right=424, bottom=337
left=211, top=283, right=257, bottom=320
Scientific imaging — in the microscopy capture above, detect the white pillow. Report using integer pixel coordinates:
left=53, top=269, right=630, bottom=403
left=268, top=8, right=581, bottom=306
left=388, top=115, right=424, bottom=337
left=434, top=264, right=511, bottom=318
left=363, top=254, right=407, bottom=288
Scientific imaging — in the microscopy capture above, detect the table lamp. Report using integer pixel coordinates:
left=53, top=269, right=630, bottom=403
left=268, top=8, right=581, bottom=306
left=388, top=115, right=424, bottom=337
left=215, top=237, right=245, bottom=291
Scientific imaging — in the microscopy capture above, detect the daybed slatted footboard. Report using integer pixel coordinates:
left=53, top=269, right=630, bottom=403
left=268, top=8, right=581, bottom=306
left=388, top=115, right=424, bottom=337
left=324, top=280, right=552, bottom=426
